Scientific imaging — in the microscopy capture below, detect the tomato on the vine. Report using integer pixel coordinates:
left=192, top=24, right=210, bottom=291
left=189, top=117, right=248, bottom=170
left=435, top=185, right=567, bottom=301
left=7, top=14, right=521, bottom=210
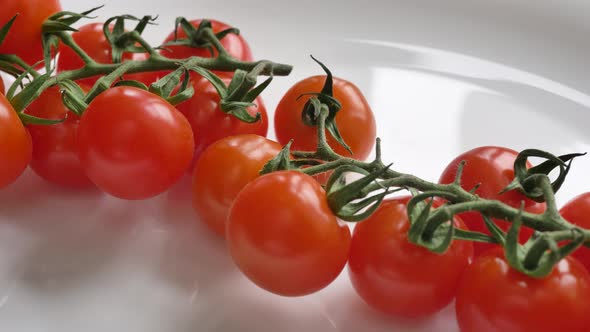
left=439, top=146, right=546, bottom=255
left=227, top=170, right=351, bottom=296
left=193, top=134, right=281, bottom=237
left=0, top=0, right=61, bottom=66
left=160, top=19, right=253, bottom=61
left=274, top=75, right=376, bottom=160
left=0, top=93, right=31, bottom=189
left=348, top=196, right=473, bottom=318
left=560, top=192, right=590, bottom=272
left=26, top=86, right=93, bottom=188
left=57, top=22, right=134, bottom=86
left=175, top=76, right=268, bottom=164
left=77, top=86, right=194, bottom=200
left=456, top=247, right=590, bottom=332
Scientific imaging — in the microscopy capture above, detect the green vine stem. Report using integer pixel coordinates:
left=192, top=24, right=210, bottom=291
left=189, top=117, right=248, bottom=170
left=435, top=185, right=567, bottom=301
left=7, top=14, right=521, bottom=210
left=264, top=97, right=589, bottom=278
left=1, top=12, right=292, bottom=113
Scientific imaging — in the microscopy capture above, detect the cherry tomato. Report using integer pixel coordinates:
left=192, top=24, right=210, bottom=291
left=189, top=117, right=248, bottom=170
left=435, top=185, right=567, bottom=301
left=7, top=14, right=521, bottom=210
left=274, top=75, right=376, bottom=160
left=0, top=93, right=31, bottom=188
left=0, top=0, right=61, bottom=66
left=160, top=19, right=252, bottom=61
left=456, top=247, right=590, bottom=332
left=77, top=86, right=194, bottom=200
left=193, top=134, right=281, bottom=237
left=560, top=192, right=590, bottom=272
left=26, top=86, right=92, bottom=188
left=439, top=146, right=546, bottom=255
left=175, top=76, right=268, bottom=164
left=227, top=170, right=351, bottom=296
left=57, top=23, right=134, bottom=86
left=348, top=197, right=473, bottom=318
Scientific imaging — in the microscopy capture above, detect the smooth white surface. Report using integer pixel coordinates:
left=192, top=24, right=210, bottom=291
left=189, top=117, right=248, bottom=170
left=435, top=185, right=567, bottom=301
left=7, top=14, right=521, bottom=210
left=2, top=1, right=590, bottom=331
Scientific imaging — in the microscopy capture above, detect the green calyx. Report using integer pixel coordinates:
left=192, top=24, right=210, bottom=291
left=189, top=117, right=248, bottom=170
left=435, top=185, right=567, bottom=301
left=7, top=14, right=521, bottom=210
left=300, top=55, right=351, bottom=154
left=161, top=18, right=239, bottom=56
left=104, top=14, right=159, bottom=62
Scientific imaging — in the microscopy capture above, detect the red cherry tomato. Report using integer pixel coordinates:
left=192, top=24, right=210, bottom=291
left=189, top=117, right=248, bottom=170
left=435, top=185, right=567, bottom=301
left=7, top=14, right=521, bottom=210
left=348, top=197, right=473, bottom=318
left=175, top=76, right=268, bottom=164
left=0, top=93, right=32, bottom=188
left=227, top=170, right=351, bottom=296
left=0, top=0, right=61, bottom=66
left=57, top=23, right=134, bottom=86
left=274, top=75, right=376, bottom=160
left=160, top=19, right=252, bottom=61
left=456, top=247, right=590, bottom=332
left=77, top=86, right=194, bottom=200
left=26, top=86, right=93, bottom=188
left=560, top=192, right=590, bottom=272
left=439, top=146, right=546, bottom=255
left=193, top=134, right=281, bottom=237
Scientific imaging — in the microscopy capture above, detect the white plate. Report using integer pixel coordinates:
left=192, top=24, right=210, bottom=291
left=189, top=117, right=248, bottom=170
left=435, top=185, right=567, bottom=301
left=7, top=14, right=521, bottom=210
left=2, top=0, right=590, bottom=331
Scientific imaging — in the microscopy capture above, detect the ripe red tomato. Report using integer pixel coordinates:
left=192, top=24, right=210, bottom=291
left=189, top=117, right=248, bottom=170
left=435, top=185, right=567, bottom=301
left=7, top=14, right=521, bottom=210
left=274, top=75, right=376, bottom=160
left=227, top=170, right=351, bottom=296
left=77, top=86, right=194, bottom=200
left=560, top=192, right=590, bottom=272
left=26, top=86, right=92, bottom=188
left=175, top=76, right=268, bottom=164
left=0, top=93, right=32, bottom=188
left=160, top=19, right=252, bottom=61
left=57, top=23, right=134, bottom=86
left=0, top=0, right=61, bottom=66
left=193, top=134, right=281, bottom=237
left=439, top=146, right=546, bottom=255
left=456, top=247, right=590, bottom=332
left=348, top=197, right=473, bottom=318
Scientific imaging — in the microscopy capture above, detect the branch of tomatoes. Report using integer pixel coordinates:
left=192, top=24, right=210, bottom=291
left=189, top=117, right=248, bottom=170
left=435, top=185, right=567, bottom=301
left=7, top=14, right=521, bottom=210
left=262, top=91, right=588, bottom=278
left=0, top=7, right=292, bottom=123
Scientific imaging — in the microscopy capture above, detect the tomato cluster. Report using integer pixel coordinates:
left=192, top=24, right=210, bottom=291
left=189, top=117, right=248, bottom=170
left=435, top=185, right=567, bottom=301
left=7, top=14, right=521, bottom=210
left=2, top=2, right=590, bottom=331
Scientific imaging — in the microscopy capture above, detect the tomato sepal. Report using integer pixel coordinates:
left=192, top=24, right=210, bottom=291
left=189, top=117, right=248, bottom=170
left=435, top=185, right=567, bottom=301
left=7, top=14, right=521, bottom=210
left=161, top=17, right=240, bottom=54
left=0, top=15, right=18, bottom=46
left=259, top=140, right=295, bottom=174
left=501, top=149, right=585, bottom=202
left=103, top=15, right=158, bottom=63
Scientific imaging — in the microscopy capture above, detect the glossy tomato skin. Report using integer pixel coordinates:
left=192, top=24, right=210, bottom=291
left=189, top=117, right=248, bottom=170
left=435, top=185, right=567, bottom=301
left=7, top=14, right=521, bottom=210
left=0, top=0, right=61, bottom=66
left=456, top=248, right=590, bottom=332
left=57, top=23, right=134, bottom=86
left=0, top=93, right=32, bottom=188
left=193, top=134, right=281, bottom=237
left=26, top=86, right=93, bottom=188
left=77, top=87, right=194, bottom=200
left=439, top=146, right=546, bottom=255
left=275, top=75, right=376, bottom=160
left=176, top=77, right=268, bottom=164
left=160, top=19, right=252, bottom=61
left=227, top=171, right=351, bottom=296
left=560, top=192, right=590, bottom=272
left=348, top=197, right=473, bottom=318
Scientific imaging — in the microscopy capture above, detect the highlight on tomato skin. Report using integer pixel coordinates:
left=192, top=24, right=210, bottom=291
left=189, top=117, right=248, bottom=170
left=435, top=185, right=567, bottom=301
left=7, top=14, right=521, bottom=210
left=274, top=75, right=376, bottom=161
left=347, top=196, right=473, bottom=318
left=226, top=170, right=351, bottom=297
left=77, top=86, right=194, bottom=200
left=439, top=145, right=546, bottom=256
left=0, top=0, right=62, bottom=66
left=26, top=86, right=94, bottom=188
left=0, top=93, right=32, bottom=189
left=455, top=247, right=590, bottom=332
left=192, top=134, right=282, bottom=237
